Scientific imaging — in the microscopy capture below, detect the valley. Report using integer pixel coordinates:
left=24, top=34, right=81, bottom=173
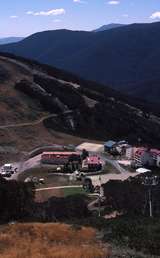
left=1, top=1, right=160, bottom=257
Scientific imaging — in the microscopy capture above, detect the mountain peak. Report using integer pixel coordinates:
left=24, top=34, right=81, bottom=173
left=93, top=23, right=125, bottom=32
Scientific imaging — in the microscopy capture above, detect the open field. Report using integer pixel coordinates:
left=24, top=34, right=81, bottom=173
left=35, top=188, right=64, bottom=202
left=0, top=223, right=109, bottom=258
left=18, top=167, right=85, bottom=201
left=35, top=186, right=86, bottom=202
left=63, top=187, right=86, bottom=197
left=18, top=167, right=82, bottom=188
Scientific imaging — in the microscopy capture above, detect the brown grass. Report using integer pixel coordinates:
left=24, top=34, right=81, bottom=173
left=0, top=223, right=110, bottom=258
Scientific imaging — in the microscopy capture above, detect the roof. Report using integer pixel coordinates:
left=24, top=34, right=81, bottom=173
left=104, top=140, right=117, bottom=148
left=86, top=156, right=101, bottom=164
left=3, top=164, right=12, bottom=167
left=118, top=140, right=128, bottom=145
left=135, top=148, right=147, bottom=155
left=150, top=149, right=160, bottom=156
left=135, top=148, right=160, bottom=157
left=42, top=152, right=79, bottom=156
left=76, top=142, right=103, bottom=152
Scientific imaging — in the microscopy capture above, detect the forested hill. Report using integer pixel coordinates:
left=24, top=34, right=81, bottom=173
left=0, top=53, right=160, bottom=150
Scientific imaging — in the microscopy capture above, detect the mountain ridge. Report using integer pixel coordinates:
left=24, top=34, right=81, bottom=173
left=0, top=22, right=160, bottom=104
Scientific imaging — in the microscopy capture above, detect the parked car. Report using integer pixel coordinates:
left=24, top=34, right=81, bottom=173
left=1, top=164, right=14, bottom=177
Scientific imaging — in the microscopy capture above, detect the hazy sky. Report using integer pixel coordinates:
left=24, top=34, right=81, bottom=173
left=1, top=0, right=160, bottom=37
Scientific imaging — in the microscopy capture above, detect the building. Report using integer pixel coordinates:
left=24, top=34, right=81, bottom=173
left=116, top=143, right=130, bottom=155
left=134, top=148, right=158, bottom=167
left=151, top=149, right=160, bottom=166
left=125, top=147, right=139, bottom=160
left=82, top=155, right=102, bottom=171
left=41, top=152, right=81, bottom=167
left=104, top=140, right=129, bottom=155
left=104, top=140, right=117, bottom=153
left=157, top=155, right=160, bottom=167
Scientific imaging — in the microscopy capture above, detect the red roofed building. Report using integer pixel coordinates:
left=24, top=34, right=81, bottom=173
left=41, top=152, right=81, bottom=165
left=82, top=155, right=102, bottom=171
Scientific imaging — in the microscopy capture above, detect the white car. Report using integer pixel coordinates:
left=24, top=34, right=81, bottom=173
left=136, top=168, right=151, bottom=174
left=1, top=164, right=14, bottom=177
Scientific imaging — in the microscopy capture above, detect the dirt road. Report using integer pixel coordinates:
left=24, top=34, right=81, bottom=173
left=0, top=114, right=57, bottom=129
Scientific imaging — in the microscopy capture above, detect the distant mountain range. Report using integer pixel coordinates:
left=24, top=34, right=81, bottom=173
left=0, top=22, right=160, bottom=104
left=0, top=37, right=24, bottom=45
left=93, top=23, right=125, bottom=32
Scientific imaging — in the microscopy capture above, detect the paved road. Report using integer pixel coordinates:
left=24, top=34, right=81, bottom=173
left=100, top=153, right=129, bottom=174
left=36, top=185, right=82, bottom=192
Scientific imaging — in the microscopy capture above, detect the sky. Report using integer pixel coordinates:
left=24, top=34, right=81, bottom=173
left=1, top=0, right=160, bottom=37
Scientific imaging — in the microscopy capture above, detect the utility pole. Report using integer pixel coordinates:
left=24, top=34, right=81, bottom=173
left=149, top=188, right=153, bottom=218
left=98, top=193, right=101, bottom=217
left=98, top=175, right=102, bottom=217
left=143, top=176, right=159, bottom=217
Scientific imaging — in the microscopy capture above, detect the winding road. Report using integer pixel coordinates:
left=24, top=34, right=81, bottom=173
left=0, top=114, right=57, bottom=129
left=0, top=110, right=74, bottom=130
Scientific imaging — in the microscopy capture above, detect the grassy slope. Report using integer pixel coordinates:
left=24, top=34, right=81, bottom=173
left=0, top=223, right=109, bottom=258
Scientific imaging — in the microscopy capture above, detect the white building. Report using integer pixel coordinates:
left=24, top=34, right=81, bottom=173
left=125, top=147, right=138, bottom=160
left=156, top=155, right=160, bottom=167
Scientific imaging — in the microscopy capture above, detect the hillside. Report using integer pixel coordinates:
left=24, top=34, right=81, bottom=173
left=0, top=37, right=24, bottom=45
left=0, top=53, right=160, bottom=163
left=0, top=54, right=95, bottom=162
left=1, top=22, right=160, bottom=103
left=0, top=223, right=109, bottom=258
